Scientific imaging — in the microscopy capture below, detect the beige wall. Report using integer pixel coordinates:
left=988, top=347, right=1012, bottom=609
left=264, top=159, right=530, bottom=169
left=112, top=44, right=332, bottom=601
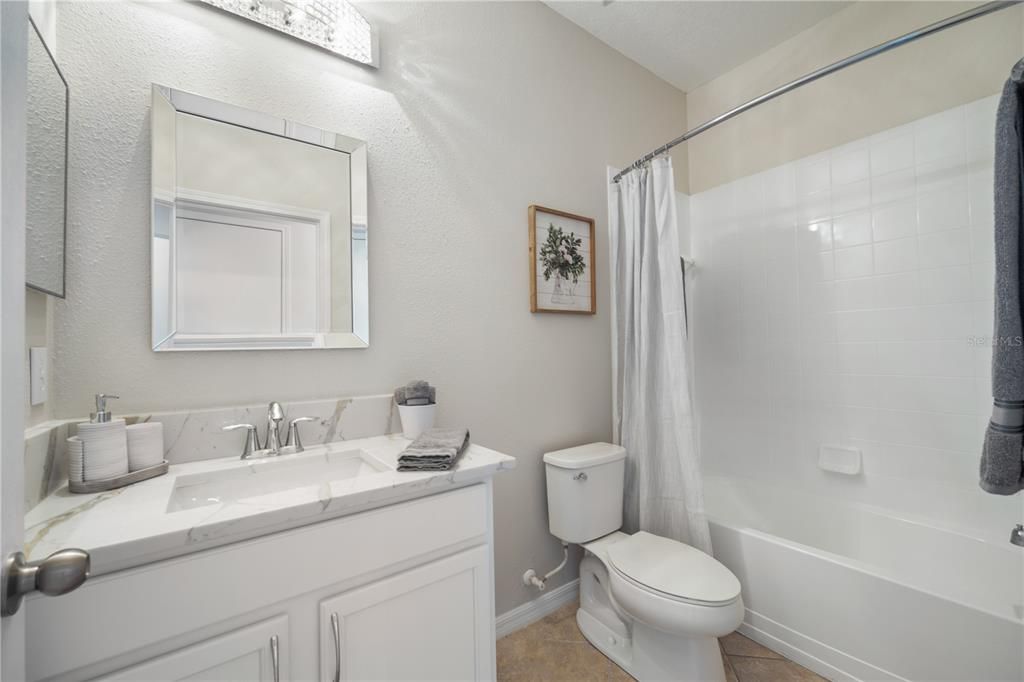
left=24, top=290, right=51, bottom=427
left=25, top=0, right=56, bottom=429
left=52, top=1, right=687, bottom=614
left=686, top=1, right=1024, bottom=193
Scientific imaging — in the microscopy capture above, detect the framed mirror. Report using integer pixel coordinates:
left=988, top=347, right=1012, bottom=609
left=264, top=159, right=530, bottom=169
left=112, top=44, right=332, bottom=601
left=26, top=16, right=69, bottom=298
left=151, top=85, right=368, bottom=351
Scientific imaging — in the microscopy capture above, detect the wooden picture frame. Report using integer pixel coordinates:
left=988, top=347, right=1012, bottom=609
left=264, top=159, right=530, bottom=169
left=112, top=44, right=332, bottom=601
left=529, top=205, right=596, bottom=315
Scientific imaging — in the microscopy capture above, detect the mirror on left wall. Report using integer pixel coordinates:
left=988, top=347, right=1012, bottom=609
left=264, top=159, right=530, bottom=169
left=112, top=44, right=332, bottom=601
left=25, top=16, right=69, bottom=298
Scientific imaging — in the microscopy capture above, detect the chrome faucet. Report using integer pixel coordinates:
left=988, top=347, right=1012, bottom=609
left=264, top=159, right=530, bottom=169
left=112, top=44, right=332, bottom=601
left=265, top=402, right=286, bottom=455
left=1012, top=524, right=1024, bottom=547
left=222, top=402, right=316, bottom=459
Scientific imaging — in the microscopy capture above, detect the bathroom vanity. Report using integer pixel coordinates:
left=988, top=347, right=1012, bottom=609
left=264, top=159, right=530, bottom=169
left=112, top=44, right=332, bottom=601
left=23, top=435, right=514, bottom=681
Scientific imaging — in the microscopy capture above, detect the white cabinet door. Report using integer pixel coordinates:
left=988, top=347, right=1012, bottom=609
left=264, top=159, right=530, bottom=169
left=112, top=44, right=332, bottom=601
left=319, top=546, right=493, bottom=682
left=101, top=615, right=289, bottom=682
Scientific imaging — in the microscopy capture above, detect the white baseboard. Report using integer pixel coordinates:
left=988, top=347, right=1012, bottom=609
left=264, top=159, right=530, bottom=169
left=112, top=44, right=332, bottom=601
left=740, top=609, right=905, bottom=682
left=495, top=579, right=580, bottom=639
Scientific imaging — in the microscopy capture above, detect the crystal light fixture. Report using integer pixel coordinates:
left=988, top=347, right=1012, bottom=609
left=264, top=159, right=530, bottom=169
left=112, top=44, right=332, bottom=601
left=198, top=0, right=378, bottom=67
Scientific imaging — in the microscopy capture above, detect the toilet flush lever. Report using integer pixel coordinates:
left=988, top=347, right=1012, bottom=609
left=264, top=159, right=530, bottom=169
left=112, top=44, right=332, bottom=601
left=573, top=472, right=588, bottom=481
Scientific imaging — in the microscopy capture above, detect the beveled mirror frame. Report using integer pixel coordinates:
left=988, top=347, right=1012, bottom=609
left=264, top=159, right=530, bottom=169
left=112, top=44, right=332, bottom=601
left=26, top=16, right=69, bottom=299
left=150, top=85, right=369, bottom=351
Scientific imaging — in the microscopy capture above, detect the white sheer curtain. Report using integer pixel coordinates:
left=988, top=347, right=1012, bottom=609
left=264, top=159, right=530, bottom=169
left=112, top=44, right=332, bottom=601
left=609, top=157, right=711, bottom=553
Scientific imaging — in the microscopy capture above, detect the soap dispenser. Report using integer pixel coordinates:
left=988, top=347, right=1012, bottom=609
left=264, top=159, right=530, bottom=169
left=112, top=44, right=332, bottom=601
left=90, top=393, right=119, bottom=423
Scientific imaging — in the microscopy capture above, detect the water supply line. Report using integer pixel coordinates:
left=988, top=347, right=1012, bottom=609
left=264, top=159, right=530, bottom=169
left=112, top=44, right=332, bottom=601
left=522, top=543, right=569, bottom=591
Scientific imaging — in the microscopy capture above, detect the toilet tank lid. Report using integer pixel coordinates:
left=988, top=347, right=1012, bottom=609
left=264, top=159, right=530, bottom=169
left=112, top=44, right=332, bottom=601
left=543, top=442, right=626, bottom=469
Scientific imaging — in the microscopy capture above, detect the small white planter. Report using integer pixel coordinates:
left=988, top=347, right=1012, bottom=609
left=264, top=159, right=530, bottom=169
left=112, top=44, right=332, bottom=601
left=398, top=404, right=436, bottom=440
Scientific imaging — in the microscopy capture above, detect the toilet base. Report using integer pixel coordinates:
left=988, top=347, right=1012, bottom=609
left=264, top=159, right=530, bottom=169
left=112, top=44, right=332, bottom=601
left=577, top=606, right=726, bottom=682
left=577, top=551, right=728, bottom=681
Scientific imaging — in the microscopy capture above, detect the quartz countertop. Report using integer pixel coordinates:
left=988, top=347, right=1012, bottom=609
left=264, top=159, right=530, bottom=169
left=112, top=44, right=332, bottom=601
left=24, top=434, right=515, bottom=576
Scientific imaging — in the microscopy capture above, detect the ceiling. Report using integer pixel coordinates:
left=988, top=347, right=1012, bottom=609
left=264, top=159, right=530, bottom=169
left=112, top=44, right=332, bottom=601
left=545, top=1, right=851, bottom=92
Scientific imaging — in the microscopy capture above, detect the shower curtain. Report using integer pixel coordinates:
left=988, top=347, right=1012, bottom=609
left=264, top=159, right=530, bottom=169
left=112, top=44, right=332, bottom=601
left=609, top=157, right=711, bottom=553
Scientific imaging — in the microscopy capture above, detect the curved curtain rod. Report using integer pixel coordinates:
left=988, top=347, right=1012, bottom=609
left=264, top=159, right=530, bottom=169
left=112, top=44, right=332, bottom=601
left=613, top=0, right=1022, bottom=183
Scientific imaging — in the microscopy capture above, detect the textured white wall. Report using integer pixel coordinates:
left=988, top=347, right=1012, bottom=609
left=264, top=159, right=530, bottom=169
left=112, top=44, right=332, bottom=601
left=52, top=1, right=688, bottom=613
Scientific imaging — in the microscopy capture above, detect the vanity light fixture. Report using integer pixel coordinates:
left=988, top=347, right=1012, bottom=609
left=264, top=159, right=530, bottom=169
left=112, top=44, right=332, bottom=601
left=198, top=0, right=378, bottom=67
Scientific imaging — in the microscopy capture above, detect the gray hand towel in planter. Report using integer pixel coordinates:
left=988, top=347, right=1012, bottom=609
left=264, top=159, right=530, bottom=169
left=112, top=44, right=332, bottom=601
left=398, top=428, right=470, bottom=472
left=981, top=57, right=1024, bottom=495
left=394, top=380, right=437, bottom=407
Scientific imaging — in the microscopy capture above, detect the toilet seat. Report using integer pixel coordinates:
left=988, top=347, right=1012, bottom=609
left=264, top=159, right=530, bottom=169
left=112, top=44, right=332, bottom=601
left=607, top=531, right=741, bottom=607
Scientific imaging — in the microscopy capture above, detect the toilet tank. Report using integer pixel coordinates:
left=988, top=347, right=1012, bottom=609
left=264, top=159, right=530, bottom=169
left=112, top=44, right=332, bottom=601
left=543, top=443, right=626, bottom=544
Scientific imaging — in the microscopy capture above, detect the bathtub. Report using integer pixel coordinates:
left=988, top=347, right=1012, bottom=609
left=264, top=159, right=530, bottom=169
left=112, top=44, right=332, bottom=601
left=704, top=476, right=1023, bottom=681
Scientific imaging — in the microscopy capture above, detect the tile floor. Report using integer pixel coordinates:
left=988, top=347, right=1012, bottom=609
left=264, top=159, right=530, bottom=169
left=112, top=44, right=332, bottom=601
left=496, top=603, right=827, bottom=681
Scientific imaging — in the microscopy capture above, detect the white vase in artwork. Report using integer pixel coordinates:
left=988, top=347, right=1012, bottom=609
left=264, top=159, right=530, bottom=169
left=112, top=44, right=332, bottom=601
left=551, top=273, right=572, bottom=304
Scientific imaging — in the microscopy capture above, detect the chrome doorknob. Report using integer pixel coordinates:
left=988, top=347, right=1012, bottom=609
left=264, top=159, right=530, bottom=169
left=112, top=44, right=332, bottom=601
left=2, top=548, right=90, bottom=617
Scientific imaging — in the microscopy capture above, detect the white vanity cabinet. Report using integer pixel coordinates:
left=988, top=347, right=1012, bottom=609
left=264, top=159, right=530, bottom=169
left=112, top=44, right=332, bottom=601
left=318, top=546, right=492, bottom=681
left=100, top=616, right=290, bottom=682
left=26, top=484, right=497, bottom=681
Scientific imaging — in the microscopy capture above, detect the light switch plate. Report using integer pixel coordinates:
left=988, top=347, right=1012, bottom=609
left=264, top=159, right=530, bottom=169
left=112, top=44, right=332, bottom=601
left=30, top=346, right=47, bottom=405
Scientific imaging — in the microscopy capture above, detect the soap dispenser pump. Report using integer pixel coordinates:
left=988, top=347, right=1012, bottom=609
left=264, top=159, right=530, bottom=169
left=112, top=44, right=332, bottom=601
left=90, top=393, right=119, bottom=423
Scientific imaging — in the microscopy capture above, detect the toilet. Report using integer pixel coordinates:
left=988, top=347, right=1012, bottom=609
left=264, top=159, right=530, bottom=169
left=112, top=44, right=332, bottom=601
left=544, top=443, right=743, bottom=681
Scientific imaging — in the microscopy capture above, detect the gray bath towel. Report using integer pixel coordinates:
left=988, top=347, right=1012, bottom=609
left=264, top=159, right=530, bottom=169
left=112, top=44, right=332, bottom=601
left=981, top=58, right=1024, bottom=495
left=398, top=428, right=469, bottom=472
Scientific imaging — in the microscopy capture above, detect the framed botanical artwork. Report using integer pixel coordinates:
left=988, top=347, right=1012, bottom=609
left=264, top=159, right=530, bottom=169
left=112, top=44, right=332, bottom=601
left=529, top=205, right=596, bottom=314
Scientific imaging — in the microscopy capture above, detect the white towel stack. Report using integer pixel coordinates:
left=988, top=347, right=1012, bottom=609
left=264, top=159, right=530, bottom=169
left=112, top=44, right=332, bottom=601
left=69, top=420, right=129, bottom=482
left=126, top=422, right=164, bottom=471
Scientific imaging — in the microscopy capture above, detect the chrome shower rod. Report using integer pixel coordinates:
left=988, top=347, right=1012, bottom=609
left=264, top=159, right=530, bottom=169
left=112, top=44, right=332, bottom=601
left=612, top=0, right=1022, bottom=183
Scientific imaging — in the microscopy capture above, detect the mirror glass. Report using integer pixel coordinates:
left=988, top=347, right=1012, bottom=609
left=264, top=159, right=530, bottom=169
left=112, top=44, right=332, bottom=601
left=151, top=85, right=368, bottom=351
left=26, top=17, right=69, bottom=298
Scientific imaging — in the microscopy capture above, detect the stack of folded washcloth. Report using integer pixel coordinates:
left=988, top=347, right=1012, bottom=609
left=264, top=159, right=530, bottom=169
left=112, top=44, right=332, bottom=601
left=397, top=428, right=470, bottom=472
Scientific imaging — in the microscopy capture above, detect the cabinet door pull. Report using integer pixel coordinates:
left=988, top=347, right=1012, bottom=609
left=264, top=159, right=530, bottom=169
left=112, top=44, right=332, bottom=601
left=331, top=612, right=341, bottom=682
left=270, top=634, right=280, bottom=682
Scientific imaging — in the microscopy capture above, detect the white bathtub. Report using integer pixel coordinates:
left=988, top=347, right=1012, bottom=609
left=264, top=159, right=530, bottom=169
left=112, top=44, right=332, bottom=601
left=705, top=475, right=1024, bottom=681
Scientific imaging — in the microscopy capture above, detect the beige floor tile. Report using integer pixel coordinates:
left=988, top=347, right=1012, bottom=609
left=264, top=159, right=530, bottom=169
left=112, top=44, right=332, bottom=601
left=533, top=604, right=587, bottom=644
left=719, top=632, right=783, bottom=659
left=497, top=638, right=612, bottom=681
left=722, top=652, right=739, bottom=682
left=729, top=656, right=825, bottom=682
left=499, top=604, right=814, bottom=682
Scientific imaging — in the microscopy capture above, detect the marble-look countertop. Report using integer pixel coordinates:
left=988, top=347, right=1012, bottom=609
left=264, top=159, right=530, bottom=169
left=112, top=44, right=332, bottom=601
left=24, top=434, right=515, bottom=576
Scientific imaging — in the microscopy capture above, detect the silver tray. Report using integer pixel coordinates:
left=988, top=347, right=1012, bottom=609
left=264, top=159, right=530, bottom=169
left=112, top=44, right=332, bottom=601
left=68, top=460, right=169, bottom=494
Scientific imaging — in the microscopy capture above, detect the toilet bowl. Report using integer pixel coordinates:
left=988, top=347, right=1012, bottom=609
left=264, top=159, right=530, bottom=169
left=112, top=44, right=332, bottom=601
left=543, top=443, right=744, bottom=681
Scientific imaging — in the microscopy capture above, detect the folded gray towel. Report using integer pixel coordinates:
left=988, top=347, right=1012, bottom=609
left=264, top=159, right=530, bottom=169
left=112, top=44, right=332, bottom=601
left=981, top=58, right=1024, bottom=495
left=394, top=380, right=436, bottom=407
left=398, top=428, right=469, bottom=472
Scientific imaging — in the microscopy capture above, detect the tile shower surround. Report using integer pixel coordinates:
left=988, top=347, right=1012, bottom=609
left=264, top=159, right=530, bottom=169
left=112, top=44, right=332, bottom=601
left=690, top=95, right=1020, bottom=537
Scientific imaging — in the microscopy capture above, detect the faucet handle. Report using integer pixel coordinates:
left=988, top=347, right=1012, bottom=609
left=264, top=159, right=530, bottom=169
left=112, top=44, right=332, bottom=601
left=223, top=423, right=261, bottom=460
left=285, top=417, right=317, bottom=454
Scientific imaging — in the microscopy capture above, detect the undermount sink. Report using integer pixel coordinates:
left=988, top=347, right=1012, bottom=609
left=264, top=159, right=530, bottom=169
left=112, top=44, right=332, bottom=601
left=167, top=447, right=390, bottom=512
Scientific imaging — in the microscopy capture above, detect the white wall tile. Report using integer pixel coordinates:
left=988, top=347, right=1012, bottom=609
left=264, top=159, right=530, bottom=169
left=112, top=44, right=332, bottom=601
left=872, top=200, right=917, bottom=243
left=831, top=144, right=870, bottom=186
left=917, top=265, right=972, bottom=305
left=835, top=245, right=873, bottom=279
left=917, top=229, right=970, bottom=269
left=917, top=184, right=969, bottom=234
left=871, top=168, right=916, bottom=205
left=833, top=210, right=872, bottom=248
left=914, top=107, right=965, bottom=168
left=835, top=277, right=875, bottom=311
left=873, top=236, right=918, bottom=274
left=873, top=272, right=919, bottom=308
left=796, top=153, right=830, bottom=197
left=871, top=130, right=915, bottom=176
left=691, top=97, right=996, bottom=532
